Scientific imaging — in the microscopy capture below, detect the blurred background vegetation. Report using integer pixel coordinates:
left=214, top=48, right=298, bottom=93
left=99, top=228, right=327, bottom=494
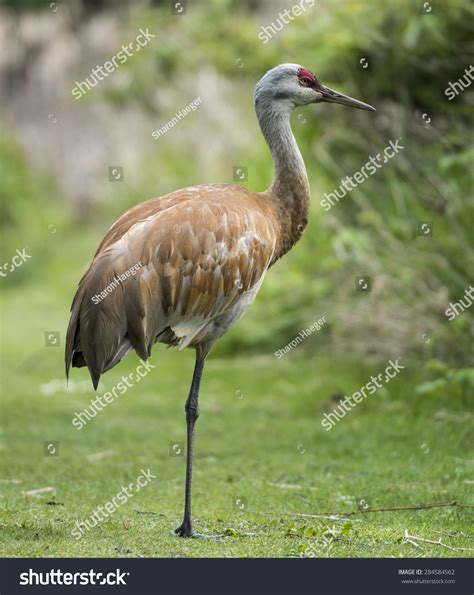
left=0, top=0, right=472, bottom=559
left=0, top=0, right=472, bottom=386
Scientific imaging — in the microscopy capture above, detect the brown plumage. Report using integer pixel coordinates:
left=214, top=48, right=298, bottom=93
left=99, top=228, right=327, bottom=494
left=66, top=184, right=284, bottom=389
left=66, top=64, right=375, bottom=538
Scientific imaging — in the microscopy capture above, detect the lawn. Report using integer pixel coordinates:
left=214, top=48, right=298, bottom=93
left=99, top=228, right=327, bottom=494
left=0, top=0, right=472, bottom=565
left=0, top=272, right=472, bottom=557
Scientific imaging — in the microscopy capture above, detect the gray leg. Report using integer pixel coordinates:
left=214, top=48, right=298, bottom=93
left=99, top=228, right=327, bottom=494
left=173, top=351, right=204, bottom=537
left=173, top=349, right=223, bottom=538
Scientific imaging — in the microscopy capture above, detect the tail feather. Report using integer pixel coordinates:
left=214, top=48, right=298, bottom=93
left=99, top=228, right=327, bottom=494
left=65, top=286, right=85, bottom=382
left=65, top=248, right=153, bottom=389
left=124, top=281, right=148, bottom=361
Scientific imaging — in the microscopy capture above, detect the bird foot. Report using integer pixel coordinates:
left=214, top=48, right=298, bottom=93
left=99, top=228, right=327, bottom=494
left=172, top=522, right=193, bottom=538
left=172, top=523, right=224, bottom=539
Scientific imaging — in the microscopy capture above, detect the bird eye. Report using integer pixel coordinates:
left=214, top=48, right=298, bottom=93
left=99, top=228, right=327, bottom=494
left=299, top=77, right=310, bottom=87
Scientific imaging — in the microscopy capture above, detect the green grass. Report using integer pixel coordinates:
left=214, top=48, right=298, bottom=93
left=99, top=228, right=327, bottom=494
left=0, top=271, right=472, bottom=557
left=1, top=0, right=472, bottom=561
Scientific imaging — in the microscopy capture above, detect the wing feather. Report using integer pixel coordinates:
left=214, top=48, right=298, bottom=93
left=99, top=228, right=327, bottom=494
left=65, top=185, right=277, bottom=388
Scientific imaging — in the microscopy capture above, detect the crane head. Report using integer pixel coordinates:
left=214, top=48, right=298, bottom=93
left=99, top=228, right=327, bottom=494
left=254, top=63, right=376, bottom=112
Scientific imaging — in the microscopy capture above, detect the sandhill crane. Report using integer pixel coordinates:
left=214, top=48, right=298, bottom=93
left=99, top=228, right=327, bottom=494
left=66, top=64, right=375, bottom=538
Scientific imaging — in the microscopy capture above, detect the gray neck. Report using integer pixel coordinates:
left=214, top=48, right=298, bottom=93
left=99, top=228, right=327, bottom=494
left=256, top=100, right=311, bottom=259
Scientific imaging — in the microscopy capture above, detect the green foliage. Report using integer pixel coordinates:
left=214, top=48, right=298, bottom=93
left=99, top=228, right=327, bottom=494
left=1, top=2, right=472, bottom=362
left=1, top=0, right=472, bottom=561
left=415, top=359, right=474, bottom=399
left=0, top=126, right=66, bottom=288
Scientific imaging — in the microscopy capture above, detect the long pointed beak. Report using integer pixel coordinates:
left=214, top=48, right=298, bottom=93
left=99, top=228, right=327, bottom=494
left=319, top=85, right=376, bottom=112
